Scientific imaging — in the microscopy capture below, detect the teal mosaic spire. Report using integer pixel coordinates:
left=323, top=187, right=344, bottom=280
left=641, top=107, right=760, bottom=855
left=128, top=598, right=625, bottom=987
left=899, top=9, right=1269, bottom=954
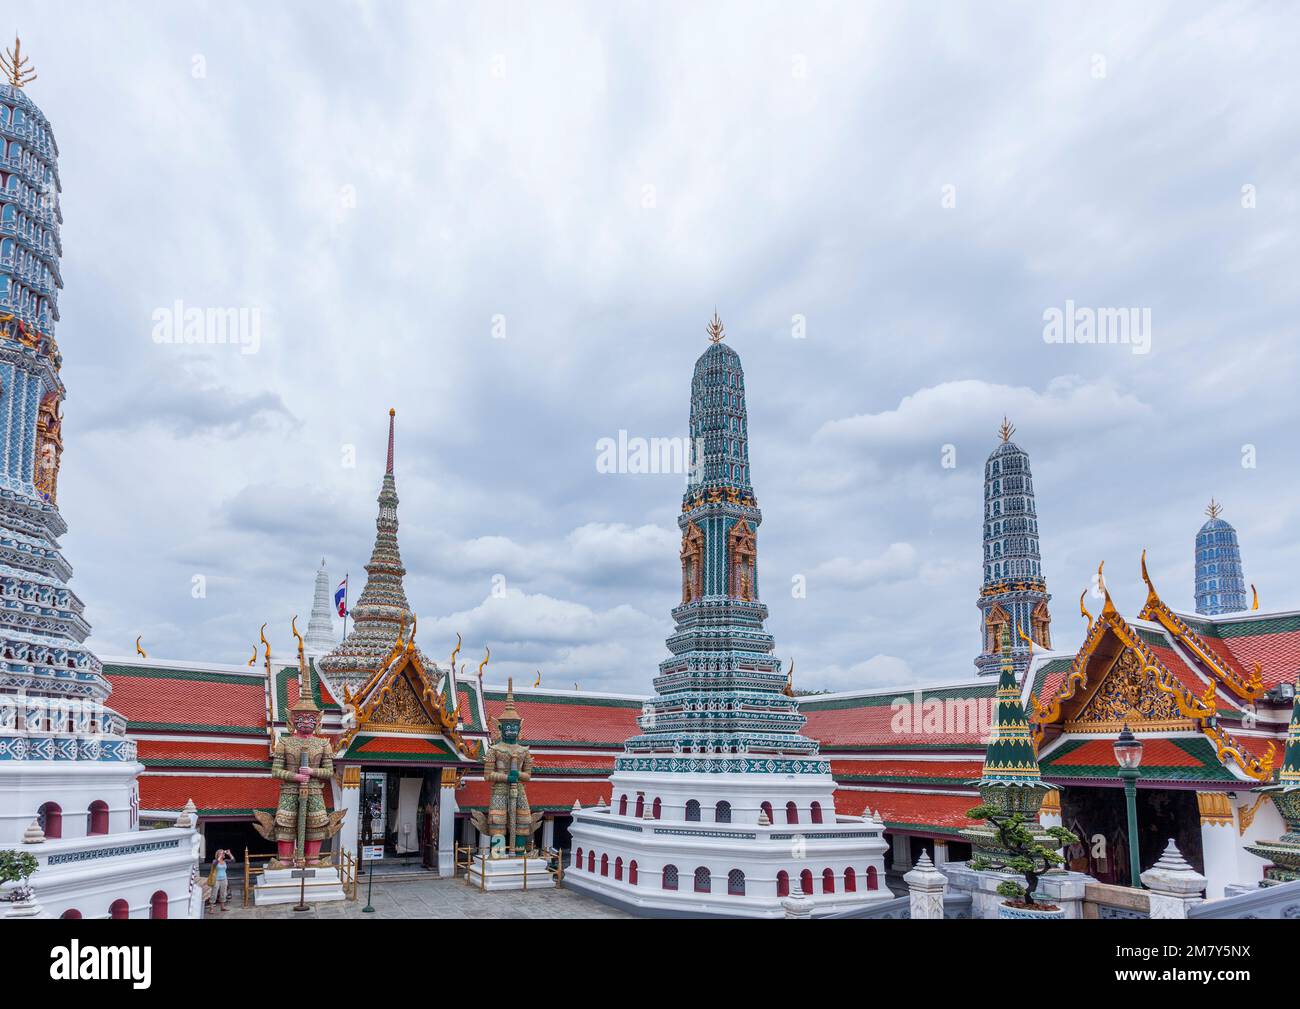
left=619, top=317, right=822, bottom=769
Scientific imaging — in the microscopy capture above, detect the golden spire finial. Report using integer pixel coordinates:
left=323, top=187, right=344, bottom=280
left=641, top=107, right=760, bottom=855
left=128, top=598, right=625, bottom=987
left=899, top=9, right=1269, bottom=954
left=998, top=417, right=1016, bottom=443
left=1205, top=499, right=1223, bottom=520
left=1, top=37, right=37, bottom=89
left=706, top=310, right=725, bottom=344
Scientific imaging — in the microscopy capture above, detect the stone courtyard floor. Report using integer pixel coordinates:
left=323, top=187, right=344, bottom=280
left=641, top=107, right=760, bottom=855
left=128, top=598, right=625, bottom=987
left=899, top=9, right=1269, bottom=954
left=212, top=875, right=631, bottom=919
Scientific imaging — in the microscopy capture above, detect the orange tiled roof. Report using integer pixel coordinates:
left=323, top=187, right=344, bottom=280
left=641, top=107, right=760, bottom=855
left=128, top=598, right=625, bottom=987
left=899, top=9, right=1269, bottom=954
left=456, top=778, right=612, bottom=811
left=1046, top=737, right=1203, bottom=769
left=482, top=693, right=641, bottom=747
left=530, top=753, right=617, bottom=772
left=139, top=773, right=337, bottom=814
left=800, top=686, right=994, bottom=749
left=831, top=759, right=984, bottom=782
left=135, top=738, right=270, bottom=766
left=106, top=673, right=266, bottom=732
left=838, top=789, right=980, bottom=833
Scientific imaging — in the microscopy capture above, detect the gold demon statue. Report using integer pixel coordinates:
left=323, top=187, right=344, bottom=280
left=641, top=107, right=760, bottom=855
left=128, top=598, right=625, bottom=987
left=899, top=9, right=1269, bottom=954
left=471, top=679, right=543, bottom=856
left=253, top=691, right=345, bottom=867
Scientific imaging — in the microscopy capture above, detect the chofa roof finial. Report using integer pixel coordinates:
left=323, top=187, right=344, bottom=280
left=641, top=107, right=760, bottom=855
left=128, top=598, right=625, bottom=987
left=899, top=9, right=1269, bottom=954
left=706, top=310, right=725, bottom=344
left=1, top=37, right=37, bottom=89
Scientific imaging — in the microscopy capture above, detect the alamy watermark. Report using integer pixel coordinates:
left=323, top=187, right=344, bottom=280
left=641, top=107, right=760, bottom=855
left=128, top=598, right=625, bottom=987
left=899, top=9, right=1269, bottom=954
left=1043, top=299, right=1151, bottom=355
left=595, top=431, right=705, bottom=483
left=151, top=299, right=261, bottom=355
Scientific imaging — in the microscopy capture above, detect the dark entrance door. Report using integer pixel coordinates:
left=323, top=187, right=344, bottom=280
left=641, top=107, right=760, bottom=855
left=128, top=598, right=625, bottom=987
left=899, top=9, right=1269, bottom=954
left=1060, top=785, right=1202, bottom=886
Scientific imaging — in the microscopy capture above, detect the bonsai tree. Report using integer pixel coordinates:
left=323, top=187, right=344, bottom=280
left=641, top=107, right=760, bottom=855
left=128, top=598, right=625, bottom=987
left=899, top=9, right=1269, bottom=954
left=966, top=803, right=1078, bottom=910
left=0, top=849, right=39, bottom=903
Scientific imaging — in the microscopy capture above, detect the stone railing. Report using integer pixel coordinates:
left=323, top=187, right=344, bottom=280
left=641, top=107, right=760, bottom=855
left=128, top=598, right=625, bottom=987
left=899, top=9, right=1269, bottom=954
left=1187, top=878, right=1300, bottom=919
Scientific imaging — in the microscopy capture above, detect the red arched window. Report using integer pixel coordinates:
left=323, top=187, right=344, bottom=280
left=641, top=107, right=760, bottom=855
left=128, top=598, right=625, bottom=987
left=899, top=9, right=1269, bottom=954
left=776, top=870, right=790, bottom=897
left=715, top=801, right=731, bottom=823
left=760, top=801, right=774, bottom=824
left=618, top=794, right=628, bottom=816
left=685, top=800, right=701, bottom=822
left=635, top=794, right=645, bottom=818
left=799, top=869, right=813, bottom=895
left=663, top=864, right=679, bottom=890
left=600, top=853, right=609, bottom=877
left=87, top=800, right=109, bottom=836
left=37, top=801, right=62, bottom=839
left=652, top=797, right=662, bottom=819
left=693, top=866, right=711, bottom=893
left=727, top=869, right=745, bottom=896
left=785, top=801, right=798, bottom=825
left=587, top=850, right=595, bottom=873
left=822, top=868, right=835, bottom=894
left=109, top=899, right=129, bottom=919
left=866, top=865, right=879, bottom=891
left=61, top=909, right=82, bottom=919
left=575, top=847, right=583, bottom=870
left=614, top=857, right=623, bottom=881
left=810, top=801, right=823, bottom=824
left=844, top=867, right=857, bottom=892
left=629, top=860, right=638, bottom=885
left=149, top=891, right=168, bottom=919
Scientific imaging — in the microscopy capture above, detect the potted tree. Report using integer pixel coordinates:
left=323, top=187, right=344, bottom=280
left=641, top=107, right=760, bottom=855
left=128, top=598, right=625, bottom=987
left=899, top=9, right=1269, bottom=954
left=966, top=803, right=1078, bottom=919
left=0, top=849, right=39, bottom=907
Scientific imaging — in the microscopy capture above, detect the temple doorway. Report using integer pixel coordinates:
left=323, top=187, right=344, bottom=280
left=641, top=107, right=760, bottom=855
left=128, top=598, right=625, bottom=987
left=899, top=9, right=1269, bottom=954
left=1059, top=785, right=1202, bottom=886
left=359, top=767, right=442, bottom=872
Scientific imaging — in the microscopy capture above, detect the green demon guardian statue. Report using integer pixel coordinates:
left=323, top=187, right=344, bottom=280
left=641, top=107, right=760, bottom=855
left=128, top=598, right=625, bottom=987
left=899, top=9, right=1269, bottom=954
left=471, top=679, right=543, bottom=856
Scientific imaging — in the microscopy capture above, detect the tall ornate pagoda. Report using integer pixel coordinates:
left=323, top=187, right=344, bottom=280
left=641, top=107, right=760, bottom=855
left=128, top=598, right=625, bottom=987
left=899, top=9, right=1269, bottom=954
left=975, top=419, right=1052, bottom=677
left=318, top=409, right=428, bottom=691
left=1194, top=500, right=1249, bottom=616
left=0, top=41, right=200, bottom=917
left=566, top=315, right=889, bottom=917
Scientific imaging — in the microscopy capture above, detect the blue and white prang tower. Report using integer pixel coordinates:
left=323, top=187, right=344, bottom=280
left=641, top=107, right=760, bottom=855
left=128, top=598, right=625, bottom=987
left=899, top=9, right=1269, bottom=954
left=1194, top=499, right=1248, bottom=616
left=976, top=419, right=1052, bottom=678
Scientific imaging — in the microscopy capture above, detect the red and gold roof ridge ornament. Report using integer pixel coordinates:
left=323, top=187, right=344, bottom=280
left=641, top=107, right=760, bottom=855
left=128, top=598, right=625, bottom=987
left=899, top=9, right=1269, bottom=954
left=1029, top=553, right=1274, bottom=781
left=338, top=621, right=477, bottom=760
left=1137, top=549, right=1266, bottom=702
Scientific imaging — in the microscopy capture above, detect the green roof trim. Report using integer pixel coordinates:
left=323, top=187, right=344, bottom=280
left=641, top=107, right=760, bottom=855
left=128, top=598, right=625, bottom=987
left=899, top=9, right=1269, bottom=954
left=142, top=759, right=270, bottom=770
left=799, top=683, right=995, bottom=713
left=128, top=721, right=267, bottom=736
left=103, top=663, right=264, bottom=687
left=482, top=690, right=644, bottom=710
left=1182, top=613, right=1300, bottom=639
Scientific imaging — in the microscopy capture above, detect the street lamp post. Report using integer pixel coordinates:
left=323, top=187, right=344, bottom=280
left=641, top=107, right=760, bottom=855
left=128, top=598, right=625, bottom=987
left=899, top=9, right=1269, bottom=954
left=1113, top=723, right=1145, bottom=887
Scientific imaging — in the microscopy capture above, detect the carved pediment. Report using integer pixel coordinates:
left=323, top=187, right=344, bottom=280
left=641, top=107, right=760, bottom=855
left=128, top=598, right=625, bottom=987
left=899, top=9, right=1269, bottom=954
left=367, top=669, right=437, bottom=732
left=1064, top=647, right=1190, bottom=732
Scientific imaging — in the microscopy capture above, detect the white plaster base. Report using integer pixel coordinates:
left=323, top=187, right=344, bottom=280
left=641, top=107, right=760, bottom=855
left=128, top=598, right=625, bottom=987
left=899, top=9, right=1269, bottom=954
left=465, top=856, right=555, bottom=892
left=253, top=866, right=348, bottom=906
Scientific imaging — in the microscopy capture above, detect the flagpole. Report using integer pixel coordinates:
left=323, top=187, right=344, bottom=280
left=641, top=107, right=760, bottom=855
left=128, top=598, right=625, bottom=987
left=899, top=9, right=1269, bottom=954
left=343, top=572, right=349, bottom=639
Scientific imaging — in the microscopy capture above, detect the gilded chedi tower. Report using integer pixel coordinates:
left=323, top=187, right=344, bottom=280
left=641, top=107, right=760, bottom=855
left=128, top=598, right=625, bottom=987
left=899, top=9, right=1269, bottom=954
left=0, top=42, right=201, bottom=917
left=566, top=315, right=889, bottom=917
left=976, top=419, right=1051, bottom=677
left=318, top=410, right=427, bottom=691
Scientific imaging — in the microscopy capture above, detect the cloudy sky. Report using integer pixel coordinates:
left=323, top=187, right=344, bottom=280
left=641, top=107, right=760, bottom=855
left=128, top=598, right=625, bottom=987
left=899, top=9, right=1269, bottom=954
left=13, top=1, right=1300, bottom=693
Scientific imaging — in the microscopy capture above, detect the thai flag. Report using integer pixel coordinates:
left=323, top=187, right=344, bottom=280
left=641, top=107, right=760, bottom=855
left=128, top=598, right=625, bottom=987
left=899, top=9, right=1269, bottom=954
left=335, top=577, right=348, bottom=617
